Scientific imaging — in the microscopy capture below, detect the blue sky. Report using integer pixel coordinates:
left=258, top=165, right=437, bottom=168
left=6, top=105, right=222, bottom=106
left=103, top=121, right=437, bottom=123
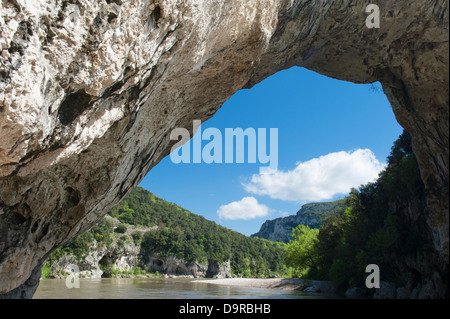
left=139, top=67, right=403, bottom=236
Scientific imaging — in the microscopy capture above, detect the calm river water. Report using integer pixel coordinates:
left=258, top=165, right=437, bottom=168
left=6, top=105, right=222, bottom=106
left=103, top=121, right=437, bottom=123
left=33, top=278, right=328, bottom=299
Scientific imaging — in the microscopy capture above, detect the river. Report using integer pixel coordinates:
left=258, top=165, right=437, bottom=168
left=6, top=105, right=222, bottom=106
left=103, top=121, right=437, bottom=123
left=33, top=278, right=330, bottom=299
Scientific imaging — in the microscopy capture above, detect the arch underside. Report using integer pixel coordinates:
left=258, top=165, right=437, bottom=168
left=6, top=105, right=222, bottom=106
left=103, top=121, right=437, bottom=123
left=0, top=0, right=448, bottom=298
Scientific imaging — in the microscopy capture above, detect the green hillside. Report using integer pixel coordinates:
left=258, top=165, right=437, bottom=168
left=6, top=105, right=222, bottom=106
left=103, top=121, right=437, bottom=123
left=45, top=187, right=285, bottom=278
left=296, top=200, right=346, bottom=220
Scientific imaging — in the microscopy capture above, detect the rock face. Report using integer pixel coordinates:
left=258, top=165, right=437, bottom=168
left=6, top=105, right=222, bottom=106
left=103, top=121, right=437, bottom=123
left=146, top=255, right=207, bottom=278
left=48, top=245, right=107, bottom=279
left=253, top=215, right=303, bottom=243
left=45, top=244, right=231, bottom=280
left=0, top=0, right=448, bottom=298
left=146, top=256, right=231, bottom=279
left=252, top=200, right=346, bottom=243
left=206, top=260, right=232, bottom=279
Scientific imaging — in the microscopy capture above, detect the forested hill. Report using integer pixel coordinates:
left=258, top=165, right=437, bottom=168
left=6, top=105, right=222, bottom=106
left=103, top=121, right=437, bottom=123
left=251, top=200, right=346, bottom=243
left=45, top=187, right=285, bottom=278
left=109, top=187, right=285, bottom=276
left=296, top=200, right=347, bottom=220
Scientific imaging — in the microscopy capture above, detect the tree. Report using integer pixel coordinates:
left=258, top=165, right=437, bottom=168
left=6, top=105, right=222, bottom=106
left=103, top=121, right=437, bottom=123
left=308, top=130, right=426, bottom=291
left=284, top=225, right=319, bottom=278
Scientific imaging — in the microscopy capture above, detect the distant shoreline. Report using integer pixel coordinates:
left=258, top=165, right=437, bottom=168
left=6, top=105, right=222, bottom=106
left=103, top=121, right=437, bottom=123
left=193, top=278, right=336, bottom=294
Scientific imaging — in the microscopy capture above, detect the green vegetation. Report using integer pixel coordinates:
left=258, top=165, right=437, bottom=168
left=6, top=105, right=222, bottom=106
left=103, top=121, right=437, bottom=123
left=111, top=187, right=286, bottom=277
left=283, top=131, right=427, bottom=292
left=296, top=200, right=346, bottom=223
left=284, top=225, right=319, bottom=278
left=45, top=217, right=114, bottom=264
left=44, top=187, right=286, bottom=278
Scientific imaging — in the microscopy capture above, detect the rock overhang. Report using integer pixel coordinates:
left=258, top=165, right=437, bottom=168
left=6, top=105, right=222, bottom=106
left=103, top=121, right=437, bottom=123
left=0, top=0, right=448, bottom=298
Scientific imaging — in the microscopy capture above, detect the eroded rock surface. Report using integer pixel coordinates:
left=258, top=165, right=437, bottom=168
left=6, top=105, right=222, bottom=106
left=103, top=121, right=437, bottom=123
left=0, top=0, right=448, bottom=298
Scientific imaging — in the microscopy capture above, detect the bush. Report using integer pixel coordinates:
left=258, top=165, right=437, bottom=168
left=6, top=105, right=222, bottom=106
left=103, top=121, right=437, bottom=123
left=40, top=263, right=52, bottom=279
left=115, top=223, right=127, bottom=234
left=131, top=232, right=143, bottom=245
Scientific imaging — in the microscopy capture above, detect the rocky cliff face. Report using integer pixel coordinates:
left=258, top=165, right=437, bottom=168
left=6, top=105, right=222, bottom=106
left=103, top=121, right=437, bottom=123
left=0, top=0, right=448, bottom=298
left=253, top=215, right=303, bottom=243
left=47, top=243, right=107, bottom=279
left=252, top=200, right=346, bottom=243
left=46, top=244, right=231, bottom=280
left=253, top=214, right=324, bottom=243
left=44, top=216, right=232, bottom=280
left=146, top=256, right=231, bottom=279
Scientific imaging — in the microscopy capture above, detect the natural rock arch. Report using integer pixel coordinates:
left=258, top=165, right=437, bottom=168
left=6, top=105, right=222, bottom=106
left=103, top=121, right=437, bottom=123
left=0, top=0, right=448, bottom=298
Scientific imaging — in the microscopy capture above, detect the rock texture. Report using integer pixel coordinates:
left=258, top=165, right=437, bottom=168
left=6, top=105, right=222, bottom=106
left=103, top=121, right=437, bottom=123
left=0, top=0, right=448, bottom=298
left=252, top=200, right=346, bottom=243
left=45, top=239, right=231, bottom=280
left=146, top=256, right=231, bottom=279
left=48, top=246, right=107, bottom=279
left=253, top=214, right=322, bottom=243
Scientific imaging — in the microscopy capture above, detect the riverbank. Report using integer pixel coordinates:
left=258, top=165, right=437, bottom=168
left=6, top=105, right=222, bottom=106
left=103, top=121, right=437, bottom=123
left=193, top=278, right=336, bottom=294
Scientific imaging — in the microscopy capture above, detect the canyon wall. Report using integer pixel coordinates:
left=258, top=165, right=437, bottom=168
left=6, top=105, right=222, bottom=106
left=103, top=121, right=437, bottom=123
left=0, top=0, right=448, bottom=298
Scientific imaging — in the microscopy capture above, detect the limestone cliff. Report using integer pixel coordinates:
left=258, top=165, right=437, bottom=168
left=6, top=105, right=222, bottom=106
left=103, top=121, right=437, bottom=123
left=47, top=247, right=232, bottom=280
left=145, top=256, right=231, bottom=279
left=47, top=246, right=231, bottom=280
left=0, top=0, right=448, bottom=298
left=45, top=242, right=107, bottom=279
left=44, top=215, right=231, bottom=279
left=252, top=200, right=346, bottom=243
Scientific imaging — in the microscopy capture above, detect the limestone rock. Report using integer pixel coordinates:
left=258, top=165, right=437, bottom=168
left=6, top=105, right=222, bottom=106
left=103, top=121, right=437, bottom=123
left=206, top=260, right=232, bottom=279
left=253, top=214, right=319, bottom=243
left=0, top=0, right=448, bottom=298
left=145, top=255, right=231, bottom=278
left=49, top=249, right=106, bottom=279
left=252, top=200, right=345, bottom=243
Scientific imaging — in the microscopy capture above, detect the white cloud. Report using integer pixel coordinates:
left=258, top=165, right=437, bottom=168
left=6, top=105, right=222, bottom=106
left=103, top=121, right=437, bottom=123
left=217, top=197, right=271, bottom=220
left=243, top=149, right=385, bottom=202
